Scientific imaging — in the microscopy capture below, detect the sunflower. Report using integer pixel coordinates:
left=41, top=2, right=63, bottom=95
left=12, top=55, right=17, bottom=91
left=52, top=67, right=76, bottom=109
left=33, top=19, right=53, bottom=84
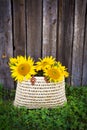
left=44, top=66, right=64, bottom=82
left=57, top=62, right=69, bottom=77
left=35, top=56, right=55, bottom=71
left=9, top=56, right=36, bottom=82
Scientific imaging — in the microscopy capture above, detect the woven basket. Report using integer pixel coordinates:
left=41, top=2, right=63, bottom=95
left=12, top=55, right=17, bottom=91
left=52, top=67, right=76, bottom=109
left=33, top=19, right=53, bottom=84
left=14, top=76, right=67, bottom=109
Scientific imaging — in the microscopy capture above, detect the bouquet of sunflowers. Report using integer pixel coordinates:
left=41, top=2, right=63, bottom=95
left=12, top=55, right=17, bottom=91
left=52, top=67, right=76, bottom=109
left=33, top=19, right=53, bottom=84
left=9, top=56, right=69, bottom=83
left=9, top=56, right=69, bottom=108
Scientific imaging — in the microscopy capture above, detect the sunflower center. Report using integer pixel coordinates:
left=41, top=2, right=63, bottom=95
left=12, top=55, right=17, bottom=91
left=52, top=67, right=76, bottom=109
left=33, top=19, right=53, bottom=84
left=18, top=63, right=30, bottom=76
left=48, top=68, right=61, bottom=79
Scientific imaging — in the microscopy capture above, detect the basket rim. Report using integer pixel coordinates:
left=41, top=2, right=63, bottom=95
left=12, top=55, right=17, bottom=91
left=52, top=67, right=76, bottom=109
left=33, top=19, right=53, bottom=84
left=18, top=76, right=65, bottom=84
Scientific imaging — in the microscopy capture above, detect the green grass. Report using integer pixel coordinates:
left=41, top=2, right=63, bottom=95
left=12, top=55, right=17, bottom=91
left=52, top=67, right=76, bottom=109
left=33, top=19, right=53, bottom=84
left=0, top=84, right=87, bottom=130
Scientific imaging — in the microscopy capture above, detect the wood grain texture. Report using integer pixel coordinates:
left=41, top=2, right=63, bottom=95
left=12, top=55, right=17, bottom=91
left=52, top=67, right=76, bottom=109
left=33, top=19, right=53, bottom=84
left=0, top=0, right=14, bottom=88
left=82, top=8, right=87, bottom=85
left=26, top=0, right=42, bottom=61
left=57, top=0, right=74, bottom=84
left=71, top=0, right=86, bottom=86
left=13, top=0, right=26, bottom=56
left=42, top=0, right=57, bottom=58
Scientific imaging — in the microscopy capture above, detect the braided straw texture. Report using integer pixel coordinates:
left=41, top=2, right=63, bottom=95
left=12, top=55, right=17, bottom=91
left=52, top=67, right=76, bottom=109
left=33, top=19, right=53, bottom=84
left=14, top=77, right=67, bottom=109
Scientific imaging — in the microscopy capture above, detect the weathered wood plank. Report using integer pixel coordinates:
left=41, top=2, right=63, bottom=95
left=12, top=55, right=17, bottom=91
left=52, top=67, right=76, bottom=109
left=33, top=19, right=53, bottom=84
left=13, top=0, right=26, bottom=56
left=26, top=0, right=42, bottom=60
left=82, top=7, right=87, bottom=86
left=57, top=0, right=64, bottom=63
left=0, top=0, right=14, bottom=89
left=42, top=0, right=57, bottom=58
left=71, top=0, right=86, bottom=86
left=57, top=0, right=74, bottom=84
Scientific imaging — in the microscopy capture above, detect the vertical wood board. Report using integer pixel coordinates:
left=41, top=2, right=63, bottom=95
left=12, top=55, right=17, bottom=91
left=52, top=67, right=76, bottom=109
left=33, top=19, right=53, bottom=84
left=82, top=7, right=87, bottom=85
left=0, top=0, right=14, bottom=89
left=26, top=0, right=42, bottom=61
left=13, top=0, right=26, bottom=56
left=71, top=0, right=86, bottom=86
left=57, top=0, right=64, bottom=63
left=42, top=0, right=57, bottom=58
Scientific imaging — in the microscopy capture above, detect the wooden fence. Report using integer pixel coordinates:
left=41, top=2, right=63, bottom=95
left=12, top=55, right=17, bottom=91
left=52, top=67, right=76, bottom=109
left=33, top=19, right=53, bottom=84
left=0, top=0, right=87, bottom=89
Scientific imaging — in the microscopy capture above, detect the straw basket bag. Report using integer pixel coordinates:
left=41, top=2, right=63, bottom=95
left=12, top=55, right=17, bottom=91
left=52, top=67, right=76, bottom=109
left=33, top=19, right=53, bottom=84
left=14, top=76, right=67, bottom=109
